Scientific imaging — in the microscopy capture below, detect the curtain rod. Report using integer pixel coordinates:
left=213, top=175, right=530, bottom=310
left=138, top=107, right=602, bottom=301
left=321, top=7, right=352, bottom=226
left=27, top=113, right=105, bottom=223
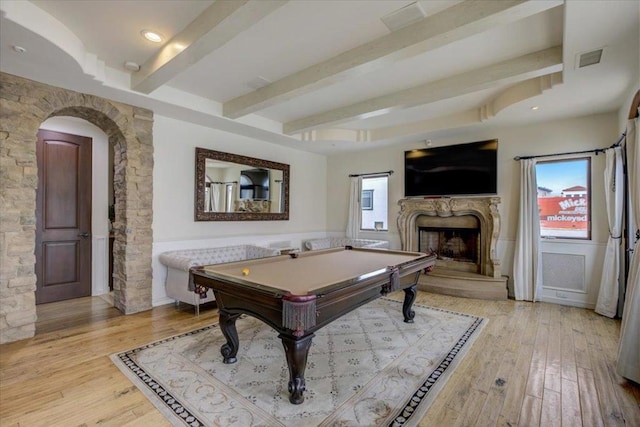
left=514, top=131, right=626, bottom=161
left=207, top=180, right=238, bottom=185
left=349, top=170, right=394, bottom=178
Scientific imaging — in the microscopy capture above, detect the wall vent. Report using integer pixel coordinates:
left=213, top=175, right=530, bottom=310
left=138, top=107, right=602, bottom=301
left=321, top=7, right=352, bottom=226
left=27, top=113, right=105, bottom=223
left=542, top=253, right=585, bottom=292
left=577, top=49, right=603, bottom=68
left=246, top=76, right=272, bottom=90
left=381, top=2, right=426, bottom=32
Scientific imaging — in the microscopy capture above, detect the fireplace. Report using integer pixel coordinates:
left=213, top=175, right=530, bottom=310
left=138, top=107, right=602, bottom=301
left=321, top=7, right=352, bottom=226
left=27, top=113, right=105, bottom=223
left=397, top=197, right=507, bottom=299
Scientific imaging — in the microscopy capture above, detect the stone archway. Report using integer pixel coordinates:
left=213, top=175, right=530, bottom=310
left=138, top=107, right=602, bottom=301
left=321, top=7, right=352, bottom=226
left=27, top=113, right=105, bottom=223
left=0, top=73, right=154, bottom=343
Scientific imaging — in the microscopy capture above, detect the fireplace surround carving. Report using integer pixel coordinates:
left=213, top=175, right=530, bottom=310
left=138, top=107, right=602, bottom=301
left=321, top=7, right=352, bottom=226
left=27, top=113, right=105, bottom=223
left=397, top=197, right=502, bottom=278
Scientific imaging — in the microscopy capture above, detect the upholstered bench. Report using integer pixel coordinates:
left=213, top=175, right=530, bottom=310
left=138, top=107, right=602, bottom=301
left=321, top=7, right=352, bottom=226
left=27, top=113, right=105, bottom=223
left=159, top=245, right=279, bottom=315
left=304, top=237, right=389, bottom=251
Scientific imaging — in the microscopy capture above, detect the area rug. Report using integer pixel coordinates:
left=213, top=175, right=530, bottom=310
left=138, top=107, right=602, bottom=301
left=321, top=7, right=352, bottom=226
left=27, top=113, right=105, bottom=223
left=111, top=298, right=485, bottom=426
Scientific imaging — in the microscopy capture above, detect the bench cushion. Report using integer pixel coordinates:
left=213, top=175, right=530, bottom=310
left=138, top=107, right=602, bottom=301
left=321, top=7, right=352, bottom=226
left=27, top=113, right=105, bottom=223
left=159, top=245, right=279, bottom=308
left=159, top=245, right=279, bottom=271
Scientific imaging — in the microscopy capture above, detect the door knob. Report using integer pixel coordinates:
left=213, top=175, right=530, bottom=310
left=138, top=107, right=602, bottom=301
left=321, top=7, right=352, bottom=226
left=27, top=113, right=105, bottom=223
left=79, top=232, right=90, bottom=238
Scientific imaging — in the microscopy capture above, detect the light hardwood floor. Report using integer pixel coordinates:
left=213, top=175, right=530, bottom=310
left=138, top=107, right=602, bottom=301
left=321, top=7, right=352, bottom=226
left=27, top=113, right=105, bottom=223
left=1, top=292, right=638, bottom=426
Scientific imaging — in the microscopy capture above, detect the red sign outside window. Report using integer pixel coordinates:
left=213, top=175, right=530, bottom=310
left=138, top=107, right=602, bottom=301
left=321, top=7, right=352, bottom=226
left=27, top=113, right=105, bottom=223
left=538, top=196, right=588, bottom=237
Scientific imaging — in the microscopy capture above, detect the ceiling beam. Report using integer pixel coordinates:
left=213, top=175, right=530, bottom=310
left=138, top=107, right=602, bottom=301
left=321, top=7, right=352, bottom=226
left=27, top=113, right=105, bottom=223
left=223, top=0, right=563, bottom=119
left=132, top=0, right=287, bottom=94
left=283, top=46, right=563, bottom=135
left=369, top=72, right=563, bottom=142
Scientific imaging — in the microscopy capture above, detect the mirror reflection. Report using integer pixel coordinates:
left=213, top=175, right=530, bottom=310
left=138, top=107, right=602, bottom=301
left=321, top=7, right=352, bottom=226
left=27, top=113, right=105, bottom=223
left=204, top=160, right=285, bottom=214
left=195, top=147, right=289, bottom=221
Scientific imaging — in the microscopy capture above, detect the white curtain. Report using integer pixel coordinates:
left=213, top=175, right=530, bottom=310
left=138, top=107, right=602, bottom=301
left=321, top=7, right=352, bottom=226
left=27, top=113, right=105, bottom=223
left=513, top=159, right=543, bottom=301
left=212, top=184, right=221, bottom=212
left=346, top=176, right=362, bottom=238
left=617, top=114, right=639, bottom=383
left=204, top=186, right=212, bottom=211
left=595, top=147, right=624, bottom=317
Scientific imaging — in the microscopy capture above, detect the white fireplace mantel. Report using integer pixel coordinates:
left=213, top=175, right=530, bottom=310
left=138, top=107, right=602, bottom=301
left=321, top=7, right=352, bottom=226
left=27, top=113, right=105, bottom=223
left=397, top=197, right=502, bottom=278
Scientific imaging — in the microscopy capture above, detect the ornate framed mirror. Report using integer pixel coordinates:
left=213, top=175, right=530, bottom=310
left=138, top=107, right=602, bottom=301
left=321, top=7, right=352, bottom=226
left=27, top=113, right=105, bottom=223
left=195, top=147, right=290, bottom=221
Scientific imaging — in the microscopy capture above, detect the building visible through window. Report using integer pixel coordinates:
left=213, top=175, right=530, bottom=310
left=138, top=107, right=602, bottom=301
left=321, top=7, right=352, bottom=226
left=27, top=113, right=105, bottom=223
left=535, top=157, right=591, bottom=239
left=361, top=189, right=373, bottom=210
left=361, top=176, right=388, bottom=231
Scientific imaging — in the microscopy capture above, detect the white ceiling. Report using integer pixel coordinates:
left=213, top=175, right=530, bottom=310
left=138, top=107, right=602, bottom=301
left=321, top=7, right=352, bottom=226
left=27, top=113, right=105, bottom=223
left=1, top=0, right=638, bottom=155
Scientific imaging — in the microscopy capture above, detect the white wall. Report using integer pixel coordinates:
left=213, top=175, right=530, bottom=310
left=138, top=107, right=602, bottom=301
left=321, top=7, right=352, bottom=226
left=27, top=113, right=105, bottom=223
left=326, top=113, right=619, bottom=308
left=151, top=115, right=328, bottom=305
left=40, top=116, right=110, bottom=297
left=152, top=115, right=327, bottom=240
left=37, top=114, right=329, bottom=306
left=40, top=110, right=628, bottom=309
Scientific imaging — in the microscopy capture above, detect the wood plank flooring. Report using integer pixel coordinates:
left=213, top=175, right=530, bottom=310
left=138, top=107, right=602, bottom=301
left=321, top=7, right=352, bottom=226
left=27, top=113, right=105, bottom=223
left=1, top=292, right=638, bottom=426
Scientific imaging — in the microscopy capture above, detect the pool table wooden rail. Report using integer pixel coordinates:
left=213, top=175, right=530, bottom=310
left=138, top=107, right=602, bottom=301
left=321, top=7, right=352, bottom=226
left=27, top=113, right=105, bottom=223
left=190, top=247, right=436, bottom=404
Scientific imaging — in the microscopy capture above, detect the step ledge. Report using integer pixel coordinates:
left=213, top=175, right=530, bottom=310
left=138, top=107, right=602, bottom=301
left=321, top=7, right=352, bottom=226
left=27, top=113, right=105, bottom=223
left=419, top=269, right=508, bottom=300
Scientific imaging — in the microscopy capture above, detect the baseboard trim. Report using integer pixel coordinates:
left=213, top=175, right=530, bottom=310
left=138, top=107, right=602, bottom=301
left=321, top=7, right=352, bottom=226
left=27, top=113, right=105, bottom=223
left=153, top=296, right=175, bottom=307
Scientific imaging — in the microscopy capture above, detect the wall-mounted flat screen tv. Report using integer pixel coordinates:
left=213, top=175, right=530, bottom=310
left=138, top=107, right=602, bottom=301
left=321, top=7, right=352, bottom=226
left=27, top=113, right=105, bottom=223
left=404, top=139, right=498, bottom=197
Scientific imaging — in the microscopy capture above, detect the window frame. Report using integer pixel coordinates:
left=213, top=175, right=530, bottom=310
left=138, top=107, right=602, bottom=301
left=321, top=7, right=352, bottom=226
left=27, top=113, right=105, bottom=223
left=535, top=156, right=592, bottom=240
left=359, top=175, right=389, bottom=231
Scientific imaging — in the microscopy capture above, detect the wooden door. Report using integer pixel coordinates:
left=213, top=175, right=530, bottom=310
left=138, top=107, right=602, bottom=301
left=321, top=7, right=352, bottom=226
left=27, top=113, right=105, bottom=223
left=36, top=129, right=92, bottom=304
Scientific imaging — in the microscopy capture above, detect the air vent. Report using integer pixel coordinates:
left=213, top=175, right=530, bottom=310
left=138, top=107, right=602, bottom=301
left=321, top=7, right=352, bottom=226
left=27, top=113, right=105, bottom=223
left=542, top=253, right=585, bottom=292
left=577, top=49, right=603, bottom=68
left=381, top=2, right=426, bottom=32
left=246, top=76, right=272, bottom=90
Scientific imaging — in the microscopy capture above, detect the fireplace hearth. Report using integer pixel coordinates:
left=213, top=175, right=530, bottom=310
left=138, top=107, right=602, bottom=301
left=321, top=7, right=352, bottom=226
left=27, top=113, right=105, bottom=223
left=397, top=197, right=507, bottom=300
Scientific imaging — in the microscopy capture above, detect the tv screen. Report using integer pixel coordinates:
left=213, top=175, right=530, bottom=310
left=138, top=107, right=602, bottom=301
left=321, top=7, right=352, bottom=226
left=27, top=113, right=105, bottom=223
left=404, top=139, right=498, bottom=197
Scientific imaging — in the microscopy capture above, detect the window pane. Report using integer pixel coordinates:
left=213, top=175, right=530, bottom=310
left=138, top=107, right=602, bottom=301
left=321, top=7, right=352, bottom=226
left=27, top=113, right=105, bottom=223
left=536, top=158, right=591, bottom=239
left=361, top=176, right=388, bottom=230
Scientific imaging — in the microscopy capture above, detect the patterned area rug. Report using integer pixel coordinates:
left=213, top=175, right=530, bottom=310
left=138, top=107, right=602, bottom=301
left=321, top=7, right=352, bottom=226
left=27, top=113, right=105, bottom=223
left=111, top=298, right=485, bottom=426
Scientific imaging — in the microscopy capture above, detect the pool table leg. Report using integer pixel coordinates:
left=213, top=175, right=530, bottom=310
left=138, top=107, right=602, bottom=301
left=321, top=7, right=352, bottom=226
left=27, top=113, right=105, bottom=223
left=279, top=333, right=315, bottom=404
left=219, top=310, right=241, bottom=364
left=402, top=284, right=417, bottom=323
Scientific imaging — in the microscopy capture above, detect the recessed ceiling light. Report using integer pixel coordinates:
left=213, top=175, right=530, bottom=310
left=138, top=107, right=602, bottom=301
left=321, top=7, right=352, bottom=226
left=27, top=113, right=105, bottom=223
left=12, top=45, right=26, bottom=54
left=141, top=30, right=163, bottom=43
left=123, top=61, right=140, bottom=72
left=531, top=106, right=539, bottom=111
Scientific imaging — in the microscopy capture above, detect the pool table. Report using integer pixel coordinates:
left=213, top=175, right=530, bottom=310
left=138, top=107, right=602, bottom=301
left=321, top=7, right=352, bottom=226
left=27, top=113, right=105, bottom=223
left=190, top=246, right=436, bottom=404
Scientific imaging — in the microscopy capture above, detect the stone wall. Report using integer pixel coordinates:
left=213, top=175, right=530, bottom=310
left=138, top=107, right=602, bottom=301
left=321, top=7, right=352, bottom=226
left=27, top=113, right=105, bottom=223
left=0, top=72, right=154, bottom=343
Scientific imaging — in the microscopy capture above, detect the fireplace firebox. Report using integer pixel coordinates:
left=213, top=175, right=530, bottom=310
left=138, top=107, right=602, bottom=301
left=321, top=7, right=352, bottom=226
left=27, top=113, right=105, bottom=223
left=419, top=227, right=479, bottom=266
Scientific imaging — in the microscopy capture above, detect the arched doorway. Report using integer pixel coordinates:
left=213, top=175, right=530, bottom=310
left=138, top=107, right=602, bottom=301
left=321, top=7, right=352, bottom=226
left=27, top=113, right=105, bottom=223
left=38, top=117, right=111, bottom=303
left=0, top=73, right=154, bottom=343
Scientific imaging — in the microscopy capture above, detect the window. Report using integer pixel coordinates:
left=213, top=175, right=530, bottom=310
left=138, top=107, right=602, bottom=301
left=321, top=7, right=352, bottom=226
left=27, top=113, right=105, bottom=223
left=361, top=189, right=373, bottom=210
left=535, top=157, right=591, bottom=239
left=239, top=174, right=253, bottom=199
left=361, top=176, right=388, bottom=231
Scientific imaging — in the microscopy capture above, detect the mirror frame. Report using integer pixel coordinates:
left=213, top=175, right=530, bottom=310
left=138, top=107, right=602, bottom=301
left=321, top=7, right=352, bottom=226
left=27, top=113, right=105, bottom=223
left=195, top=147, right=290, bottom=221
